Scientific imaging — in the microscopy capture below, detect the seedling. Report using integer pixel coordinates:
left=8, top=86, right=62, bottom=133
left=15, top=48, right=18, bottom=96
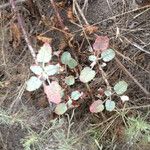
left=88, top=35, right=116, bottom=69
left=61, top=51, right=78, bottom=69
left=71, top=91, right=82, bottom=100
left=89, top=80, right=128, bottom=113
left=105, top=100, right=115, bottom=112
left=55, top=103, right=68, bottom=115
left=65, top=75, right=75, bottom=86
left=26, top=43, right=61, bottom=92
left=79, top=67, right=96, bottom=83
left=89, top=100, right=104, bottom=113
left=26, top=36, right=129, bottom=115
left=25, top=44, right=83, bottom=115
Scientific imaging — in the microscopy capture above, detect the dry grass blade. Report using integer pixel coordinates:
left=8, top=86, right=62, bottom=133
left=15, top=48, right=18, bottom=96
left=0, top=0, right=26, bottom=10
left=122, top=36, right=150, bottom=55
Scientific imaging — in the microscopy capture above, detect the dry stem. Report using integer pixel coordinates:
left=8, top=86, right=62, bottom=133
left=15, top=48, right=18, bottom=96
left=50, top=0, right=65, bottom=29
left=9, top=0, right=36, bottom=60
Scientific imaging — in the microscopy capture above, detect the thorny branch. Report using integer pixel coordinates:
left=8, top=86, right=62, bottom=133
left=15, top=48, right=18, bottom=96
left=9, top=0, right=36, bottom=60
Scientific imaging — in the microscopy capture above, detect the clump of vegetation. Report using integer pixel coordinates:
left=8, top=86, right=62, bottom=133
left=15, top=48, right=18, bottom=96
left=0, top=108, right=26, bottom=128
left=1, top=0, right=149, bottom=149
left=25, top=35, right=129, bottom=115
left=125, top=117, right=150, bottom=145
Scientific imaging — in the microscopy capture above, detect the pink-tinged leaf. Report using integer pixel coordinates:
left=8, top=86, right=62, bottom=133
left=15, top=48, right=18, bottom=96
left=44, top=81, right=62, bottom=104
left=93, top=35, right=109, bottom=55
left=89, top=100, right=104, bottom=113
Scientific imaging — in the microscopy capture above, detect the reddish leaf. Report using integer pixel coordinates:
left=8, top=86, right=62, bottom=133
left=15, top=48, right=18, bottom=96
left=44, top=81, right=62, bottom=104
left=93, top=35, right=109, bottom=55
left=89, top=100, right=104, bottom=113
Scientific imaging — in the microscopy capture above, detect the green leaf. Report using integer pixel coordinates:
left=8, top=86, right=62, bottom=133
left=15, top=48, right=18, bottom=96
left=114, top=81, right=128, bottom=95
left=68, top=58, right=78, bottom=69
left=105, top=100, right=115, bottom=111
left=79, top=67, right=96, bottom=83
left=104, top=89, right=112, bottom=96
left=67, top=98, right=73, bottom=107
left=65, top=75, right=75, bottom=86
left=90, top=100, right=104, bottom=113
left=36, top=43, right=52, bottom=63
left=44, top=64, right=60, bottom=76
left=26, top=76, right=42, bottom=91
left=88, top=55, right=97, bottom=62
left=61, top=52, right=71, bottom=65
left=55, top=103, right=67, bottom=115
left=71, top=91, right=81, bottom=100
left=101, top=49, right=115, bottom=62
left=30, top=65, right=43, bottom=75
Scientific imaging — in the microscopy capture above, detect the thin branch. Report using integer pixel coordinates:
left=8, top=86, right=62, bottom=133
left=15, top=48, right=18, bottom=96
left=122, top=36, right=150, bottom=55
left=0, top=0, right=26, bottom=10
left=73, top=0, right=89, bottom=25
left=115, top=58, right=150, bottom=96
left=98, top=65, right=110, bottom=88
left=72, top=4, right=150, bottom=34
left=50, top=0, right=65, bottom=29
left=9, top=0, right=36, bottom=60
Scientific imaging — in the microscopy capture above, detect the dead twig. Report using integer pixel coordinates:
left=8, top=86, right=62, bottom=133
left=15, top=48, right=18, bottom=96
left=50, top=0, right=65, bottom=29
left=0, top=0, right=26, bottom=10
left=122, top=36, right=150, bottom=55
left=115, top=58, right=150, bottom=96
left=73, top=0, right=89, bottom=25
left=9, top=0, right=36, bottom=60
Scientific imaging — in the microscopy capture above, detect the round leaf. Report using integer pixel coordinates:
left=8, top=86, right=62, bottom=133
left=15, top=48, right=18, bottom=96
left=65, top=75, right=75, bottom=86
left=101, top=62, right=107, bottom=67
left=120, top=95, right=129, bottom=103
left=114, top=81, right=128, bottom=95
left=71, top=91, right=81, bottom=100
left=44, top=64, right=60, bottom=76
left=36, top=43, right=52, bottom=63
left=105, top=100, right=115, bottom=111
left=88, top=55, right=97, bottom=62
left=89, top=100, right=104, bottom=113
left=55, top=103, right=67, bottom=115
left=68, top=58, right=78, bottom=69
left=44, top=81, right=62, bottom=104
left=30, top=65, right=43, bottom=75
left=101, top=49, right=115, bottom=62
left=26, top=76, right=42, bottom=91
left=104, top=89, right=112, bottom=96
left=61, top=52, right=71, bottom=65
left=79, top=67, right=96, bottom=83
left=93, top=36, right=109, bottom=55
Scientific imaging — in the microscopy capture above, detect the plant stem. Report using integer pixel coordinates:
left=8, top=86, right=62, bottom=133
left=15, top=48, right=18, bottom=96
left=85, top=83, right=95, bottom=100
left=98, top=65, right=110, bottom=88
